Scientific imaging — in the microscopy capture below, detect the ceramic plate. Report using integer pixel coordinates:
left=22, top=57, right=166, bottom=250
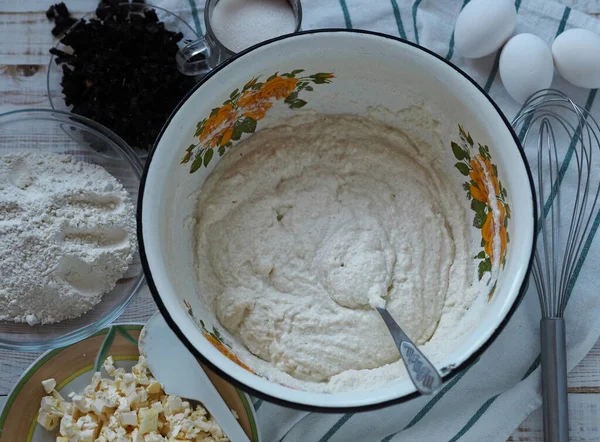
left=0, top=323, right=261, bottom=442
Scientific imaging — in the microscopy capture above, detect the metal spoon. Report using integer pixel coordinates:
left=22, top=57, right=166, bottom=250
left=139, top=312, right=250, bottom=442
left=375, top=307, right=442, bottom=394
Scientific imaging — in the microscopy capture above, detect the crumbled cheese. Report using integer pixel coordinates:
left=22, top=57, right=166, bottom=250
left=131, top=428, right=144, bottom=442
left=72, top=394, right=92, bottom=413
left=92, top=397, right=107, bottom=414
left=104, top=356, right=117, bottom=375
left=139, top=408, right=159, bottom=434
left=51, top=389, right=65, bottom=401
left=147, top=381, right=162, bottom=394
left=165, top=396, right=183, bottom=416
left=144, top=432, right=164, bottom=442
left=79, top=428, right=97, bottom=442
left=36, top=395, right=64, bottom=430
left=41, top=378, right=57, bottom=394
left=59, top=414, right=77, bottom=438
left=36, top=357, right=229, bottom=441
left=117, top=396, right=130, bottom=412
left=120, top=410, right=138, bottom=427
left=59, top=400, right=75, bottom=416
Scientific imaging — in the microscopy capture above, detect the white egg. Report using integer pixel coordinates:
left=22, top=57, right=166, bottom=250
left=552, top=28, right=600, bottom=89
left=499, top=33, right=554, bottom=104
left=454, top=0, right=517, bottom=58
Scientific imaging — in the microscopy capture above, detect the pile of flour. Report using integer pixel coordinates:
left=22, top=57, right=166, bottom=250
left=0, top=152, right=136, bottom=325
left=194, top=113, right=479, bottom=392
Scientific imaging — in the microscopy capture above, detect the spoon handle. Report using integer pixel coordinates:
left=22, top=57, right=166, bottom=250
left=140, top=313, right=250, bottom=442
left=376, top=307, right=442, bottom=394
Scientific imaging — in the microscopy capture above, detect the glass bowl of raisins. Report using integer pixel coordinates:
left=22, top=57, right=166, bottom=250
left=47, top=2, right=200, bottom=156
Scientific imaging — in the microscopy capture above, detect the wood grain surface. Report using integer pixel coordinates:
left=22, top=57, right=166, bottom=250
left=0, top=1, right=599, bottom=441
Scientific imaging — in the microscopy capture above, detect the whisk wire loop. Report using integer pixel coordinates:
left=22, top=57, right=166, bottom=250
left=513, top=89, right=600, bottom=442
left=514, top=89, right=600, bottom=319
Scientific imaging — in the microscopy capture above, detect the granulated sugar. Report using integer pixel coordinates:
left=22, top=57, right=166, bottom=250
left=210, top=0, right=296, bottom=53
left=0, top=152, right=136, bottom=325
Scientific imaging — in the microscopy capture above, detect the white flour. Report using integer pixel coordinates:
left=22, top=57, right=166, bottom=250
left=0, top=152, right=136, bottom=325
left=194, top=113, right=478, bottom=392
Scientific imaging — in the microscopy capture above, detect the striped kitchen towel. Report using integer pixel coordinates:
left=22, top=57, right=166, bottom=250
left=161, top=0, right=600, bottom=440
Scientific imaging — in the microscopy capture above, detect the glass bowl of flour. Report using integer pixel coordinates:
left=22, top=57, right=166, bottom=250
left=0, top=109, right=144, bottom=351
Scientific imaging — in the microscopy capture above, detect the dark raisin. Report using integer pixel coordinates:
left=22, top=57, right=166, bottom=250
left=50, top=0, right=197, bottom=151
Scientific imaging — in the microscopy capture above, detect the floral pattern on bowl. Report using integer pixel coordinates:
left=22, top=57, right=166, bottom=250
left=183, top=299, right=255, bottom=373
left=452, top=125, right=511, bottom=296
left=180, top=70, right=335, bottom=172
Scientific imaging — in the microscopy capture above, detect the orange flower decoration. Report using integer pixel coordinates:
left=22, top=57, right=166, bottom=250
left=238, top=90, right=273, bottom=121
left=237, top=90, right=259, bottom=108
left=204, top=332, right=255, bottom=373
left=183, top=70, right=335, bottom=172
left=482, top=202, right=508, bottom=263
left=199, top=103, right=238, bottom=143
left=219, top=127, right=234, bottom=146
left=206, top=128, right=230, bottom=149
left=469, top=155, right=501, bottom=204
left=243, top=101, right=273, bottom=121
left=258, top=76, right=298, bottom=100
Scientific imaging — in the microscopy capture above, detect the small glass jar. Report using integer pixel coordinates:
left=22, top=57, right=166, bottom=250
left=177, top=0, right=302, bottom=76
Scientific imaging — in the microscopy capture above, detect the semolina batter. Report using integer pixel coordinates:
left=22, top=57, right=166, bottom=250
left=194, top=113, right=478, bottom=392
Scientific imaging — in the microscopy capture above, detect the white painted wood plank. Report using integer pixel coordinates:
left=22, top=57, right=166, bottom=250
left=553, top=0, right=600, bottom=15
left=0, top=350, right=38, bottom=394
left=0, top=0, right=95, bottom=13
left=568, top=339, right=600, bottom=391
left=0, top=64, right=48, bottom=112
left=0, top=12, right=64, bottom=65
left=0, top=1, right=104, bottom=65
left=509, top=394, right=600, bottom=441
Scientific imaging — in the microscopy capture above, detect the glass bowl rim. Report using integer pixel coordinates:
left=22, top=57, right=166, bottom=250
left=0, top=107, right=146, bottom=352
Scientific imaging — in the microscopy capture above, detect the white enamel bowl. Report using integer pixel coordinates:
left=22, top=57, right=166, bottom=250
left=138, top=30, right=536, bottom=411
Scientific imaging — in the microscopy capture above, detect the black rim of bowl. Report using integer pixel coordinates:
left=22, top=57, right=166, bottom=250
left=137, top=29, right=538, bottom=413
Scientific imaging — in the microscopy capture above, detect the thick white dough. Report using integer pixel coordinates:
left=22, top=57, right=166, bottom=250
left=195, top=114, right=476, bottom=389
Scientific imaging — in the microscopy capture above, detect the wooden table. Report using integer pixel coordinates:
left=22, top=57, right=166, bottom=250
left=1, top=1, right=599, bottom=440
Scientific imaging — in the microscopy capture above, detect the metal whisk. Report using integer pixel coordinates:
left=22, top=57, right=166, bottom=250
left=512, top=89, right=600, bottom=442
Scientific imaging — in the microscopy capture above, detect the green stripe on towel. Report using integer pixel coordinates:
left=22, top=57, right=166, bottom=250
left=412, top=0, right=424, bottom=44
left=390, top=0, right=407, bottom=39
left=339, top=0, right=353, bottom=29
left=447, top=395, right=500, bottom=442
left=188, top=0, right=204, bottom=35
left=379, top=358, right=481, bottom=441
left=318, top=414, right=354, bottom=442
left=483, top=0, right=524, bottom=92
left=445, top=0, right=471, bottom=60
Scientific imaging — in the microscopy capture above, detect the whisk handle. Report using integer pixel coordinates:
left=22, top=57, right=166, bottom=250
left=541, top=317, right=569, bottom=442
